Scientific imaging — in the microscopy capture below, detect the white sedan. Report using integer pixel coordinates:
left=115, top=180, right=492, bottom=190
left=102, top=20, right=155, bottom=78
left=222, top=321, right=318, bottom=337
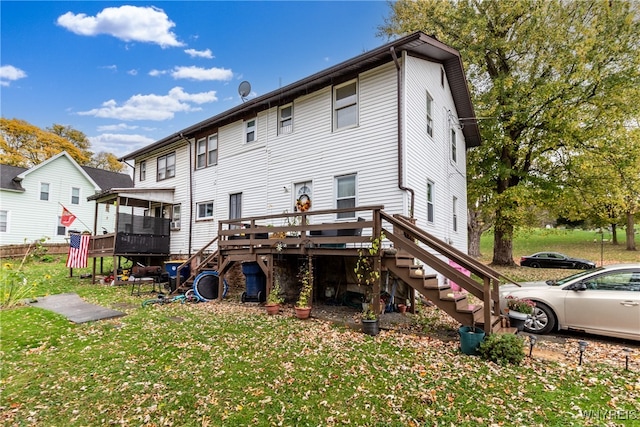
left=500, top=264, right=640, bottom=341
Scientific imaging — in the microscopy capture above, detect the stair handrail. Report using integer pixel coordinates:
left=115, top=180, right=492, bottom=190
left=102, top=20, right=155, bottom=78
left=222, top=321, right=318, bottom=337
left=388, top=213, right=520, bottom=287
left=175, top=236, right=219, bottom=290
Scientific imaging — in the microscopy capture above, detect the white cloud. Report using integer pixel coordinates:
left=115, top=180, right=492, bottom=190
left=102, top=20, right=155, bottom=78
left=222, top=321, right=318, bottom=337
left=57, top=5, right=183, bottom=48
left=89, top=133, right=156, bottom=157
left=149, top=69, right=168, bottom=77
left=97, top=123, right=139, bottom=132
left=127, top=69, right=138, bottom=76
left=170, top=66, right=233, bottom=81
left=0, top=65, right=27, bottom=86
left=184, top=48, right=214, bottom=59
left=78, top=87, right=218, bottom=121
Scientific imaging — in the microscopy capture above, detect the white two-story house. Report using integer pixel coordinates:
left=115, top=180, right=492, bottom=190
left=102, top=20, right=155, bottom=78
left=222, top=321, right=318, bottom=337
left=122, top=31, right=480, bottom=257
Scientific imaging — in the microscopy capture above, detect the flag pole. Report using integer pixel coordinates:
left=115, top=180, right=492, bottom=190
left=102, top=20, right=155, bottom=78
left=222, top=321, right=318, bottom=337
left=58, top=202, right=94, bottom=233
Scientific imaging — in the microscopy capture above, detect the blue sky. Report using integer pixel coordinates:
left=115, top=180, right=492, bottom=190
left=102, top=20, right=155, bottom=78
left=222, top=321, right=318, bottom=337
left=1, top=1, right=393, bottom=158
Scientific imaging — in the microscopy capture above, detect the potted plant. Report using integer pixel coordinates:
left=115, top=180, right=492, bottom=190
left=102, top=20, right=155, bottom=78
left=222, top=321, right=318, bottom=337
left=295, top=262, right=312, bottom=319
left=361, top=308, right=380, bottom=336
left=505, top=295, right=535, bottom=332
left=265, top=277, right=284, bottom=315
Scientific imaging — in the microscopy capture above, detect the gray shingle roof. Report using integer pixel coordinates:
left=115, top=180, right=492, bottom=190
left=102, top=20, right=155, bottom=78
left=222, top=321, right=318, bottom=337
left=0, top=164, right=27, bottom=191
left=81, top=166, right=133, bottom=190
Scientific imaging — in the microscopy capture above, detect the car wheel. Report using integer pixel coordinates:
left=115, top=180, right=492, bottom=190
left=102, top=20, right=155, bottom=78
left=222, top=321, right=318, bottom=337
left=530, top=262, right=540, bottom=268
left=579, top=264, right=589, bottom=270
left=524, top=302, right=556, bottom=334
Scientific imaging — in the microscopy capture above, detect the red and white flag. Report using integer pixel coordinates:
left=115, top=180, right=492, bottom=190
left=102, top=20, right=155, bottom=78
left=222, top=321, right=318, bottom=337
left=66, top=233, right=90, bottom=268
left=60, top=205, right=77, bottom=227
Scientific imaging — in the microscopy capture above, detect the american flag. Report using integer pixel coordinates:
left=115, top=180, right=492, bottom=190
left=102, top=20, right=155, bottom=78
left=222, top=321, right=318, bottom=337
left=66, top=233, right=90, bottom=268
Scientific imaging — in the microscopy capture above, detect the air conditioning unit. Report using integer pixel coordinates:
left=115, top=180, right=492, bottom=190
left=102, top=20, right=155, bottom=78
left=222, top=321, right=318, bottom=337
left=170, top=221, right=181, bottom=230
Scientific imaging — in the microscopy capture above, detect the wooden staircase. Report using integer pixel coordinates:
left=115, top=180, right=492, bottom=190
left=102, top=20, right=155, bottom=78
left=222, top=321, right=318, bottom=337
left=379, top=212, right=518, bottom=334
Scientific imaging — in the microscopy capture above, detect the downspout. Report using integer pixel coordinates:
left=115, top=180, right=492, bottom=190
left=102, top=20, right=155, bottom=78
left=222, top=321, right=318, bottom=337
left=180, top=132, right=194, bottom=255
left=390, top=47, right=415, bottom=218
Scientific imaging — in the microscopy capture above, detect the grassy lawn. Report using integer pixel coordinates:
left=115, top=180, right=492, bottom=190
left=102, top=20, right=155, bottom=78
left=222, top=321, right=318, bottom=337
left=1, top=231, right=639, bottom=426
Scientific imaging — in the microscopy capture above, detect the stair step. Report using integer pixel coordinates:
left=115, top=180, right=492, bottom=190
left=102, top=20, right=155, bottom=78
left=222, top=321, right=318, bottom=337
left=492, top=326, right=518, bottom=335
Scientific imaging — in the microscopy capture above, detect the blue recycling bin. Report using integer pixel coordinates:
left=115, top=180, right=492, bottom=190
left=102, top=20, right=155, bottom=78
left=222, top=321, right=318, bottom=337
left=164, top=261, right=190, bottom=291
left=241, top=262, right=266, bottom=302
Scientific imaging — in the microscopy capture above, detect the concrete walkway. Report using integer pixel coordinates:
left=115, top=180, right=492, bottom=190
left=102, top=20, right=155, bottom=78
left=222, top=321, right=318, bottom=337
left=28, top=293, right=126, bottom=323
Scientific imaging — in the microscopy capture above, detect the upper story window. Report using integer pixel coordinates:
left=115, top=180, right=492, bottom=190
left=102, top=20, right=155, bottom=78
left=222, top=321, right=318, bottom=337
left=336, top=174, right=356, bottom=219
left=196, top=201, right=214, bottom=220
left=441, top=67, right=445, bottom=87
left=40, top=183, right=50, bottom=201
left=427, top=180, right=435, bottom=223
left=208, top=134, right=218, bottom=166
left=157, top=152, right=176, bottom=181
left=71, top=187, right=80, bottom=205
left=171, top=204, right=181, bottom=230
left=245, top=118, right=256, bottom=143
left=451, top=128, right=457, bottom=163
left=426, top=92, right=434, bottom=137
left=334, top=80, right=358, bottom=130
left=0, top=210, right=7, bottom=232
left=279, top=104, right=293, bottom=135
left=452, top=196, right=458, bottom=232
left=196, top=138, right=207, bottom=169
left=139, top=160, right=146, bottom=181
left=196, top=134, right=219, bottom=169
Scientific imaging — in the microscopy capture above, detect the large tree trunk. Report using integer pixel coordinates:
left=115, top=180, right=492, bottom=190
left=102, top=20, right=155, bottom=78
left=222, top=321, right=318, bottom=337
left=468, top=228, right=482, bottom=258
left=626, top=212, right=637, bottom=251
left=491, top=209, right=516, bottom=266
left=611, top=223, right=618, bottom=245
left=467, top=207, right=493, bottom=258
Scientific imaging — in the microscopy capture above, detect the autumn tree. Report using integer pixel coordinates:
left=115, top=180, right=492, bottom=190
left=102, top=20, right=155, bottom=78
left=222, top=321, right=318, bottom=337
left=89, top=152, right=125, bottom=172
left=380, top=0, right=640, bottom=265
left=0, top=118, right=91, bottom=167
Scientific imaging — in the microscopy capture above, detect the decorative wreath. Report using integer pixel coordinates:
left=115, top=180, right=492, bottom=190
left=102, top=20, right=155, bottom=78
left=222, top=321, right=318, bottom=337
left=296, top=194, right=311, bottom=212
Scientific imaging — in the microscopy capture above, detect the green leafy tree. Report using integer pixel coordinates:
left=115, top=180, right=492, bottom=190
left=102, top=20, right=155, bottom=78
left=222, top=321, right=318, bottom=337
left=380, top=0, right=640, bottom=264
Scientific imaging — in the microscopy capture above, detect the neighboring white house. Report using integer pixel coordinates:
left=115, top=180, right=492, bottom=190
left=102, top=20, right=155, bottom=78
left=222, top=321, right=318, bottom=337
left=121, top=32, right=481, bottom=258
left=0, top=151, right=133, bottom=245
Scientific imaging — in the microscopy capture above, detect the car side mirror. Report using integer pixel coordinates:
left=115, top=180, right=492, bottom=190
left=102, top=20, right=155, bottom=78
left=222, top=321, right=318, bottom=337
left=573, top=282, right=588, bottom=291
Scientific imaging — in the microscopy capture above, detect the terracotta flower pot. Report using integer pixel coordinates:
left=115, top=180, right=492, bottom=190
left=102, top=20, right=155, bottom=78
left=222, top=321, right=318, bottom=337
left=265, top=303, right=280, bottom=315
left=295, top=306, right=311, bottom=319
left=398, top=304, right=407, bottom=314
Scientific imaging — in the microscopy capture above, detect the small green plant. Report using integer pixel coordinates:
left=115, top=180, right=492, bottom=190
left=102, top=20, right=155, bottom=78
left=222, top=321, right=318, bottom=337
left=362, top=308, right=378, bottom=320
left=1, top=262, right=37, bottom=308
left=478, top=333, right=526, bottom=365
left=505, top=296, right=535, bottom=315
left=267, top=277, right=284, bottom=305
left=296, top=263, right=312, bottom=308
left=354, top=232, right=385, bottom=302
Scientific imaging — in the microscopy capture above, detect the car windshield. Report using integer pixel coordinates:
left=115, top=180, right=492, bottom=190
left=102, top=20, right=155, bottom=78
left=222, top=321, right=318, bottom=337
left=548, top=267, right=605, bottom=286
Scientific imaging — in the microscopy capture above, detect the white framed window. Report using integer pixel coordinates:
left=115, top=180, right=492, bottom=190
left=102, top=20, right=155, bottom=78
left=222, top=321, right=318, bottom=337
left=245, top=118, right=256, bottom=143
left=452, top=196, right=458, bottom=232
left=196, top=201, right=214, bottom=220
left=0, top=210, right=8, bottom=232
left=334, top=80, right=358, bottom=130
left=279, top=104, right=293, bottom=135
left=336, top=174, right=356, bottom=219
left=139, top=160, right=146, bottom=181
left=56, top=217, right=66, bottom=236
left=171, top=205, right=181, bottom=230
left=71, top=187, right=80, bottom=205
left=427, top=180, right=435, bottom=223
left=451, top=128, right=457, bottom=163
left=157, top=152, right=176, bottom=181
left=426, top=92, right=434, bottom=137
left=229, top=193, right=242, bottom=220
left=196, top=137, right=207, bottom=169
left=441, top=67, right=445, bottom=87
left=40, top=182, right=50, bottom=201
left=208, top=134, right=218, bottom=166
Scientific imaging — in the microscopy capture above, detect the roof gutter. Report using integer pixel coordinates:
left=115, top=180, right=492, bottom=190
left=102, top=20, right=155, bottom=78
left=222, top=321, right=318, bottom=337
left=391, top=46, right=415, bottom=218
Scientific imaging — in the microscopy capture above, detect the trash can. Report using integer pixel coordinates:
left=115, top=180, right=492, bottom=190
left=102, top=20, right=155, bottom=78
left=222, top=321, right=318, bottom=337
left=241, top=262, right=266, bottom=302
left=193, top=271, right=228, bottom=301
left=458, top=326, right=485, bottom=355
left=164, top=261, right=190, bottom=291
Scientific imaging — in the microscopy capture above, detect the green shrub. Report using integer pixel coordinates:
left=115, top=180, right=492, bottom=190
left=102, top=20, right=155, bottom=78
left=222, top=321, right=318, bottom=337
left=478, top=333, right=526, bottom=365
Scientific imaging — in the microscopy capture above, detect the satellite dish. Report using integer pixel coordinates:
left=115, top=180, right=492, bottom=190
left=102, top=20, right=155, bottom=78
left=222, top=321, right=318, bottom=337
left=238, top=81, right=251, bottom=101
